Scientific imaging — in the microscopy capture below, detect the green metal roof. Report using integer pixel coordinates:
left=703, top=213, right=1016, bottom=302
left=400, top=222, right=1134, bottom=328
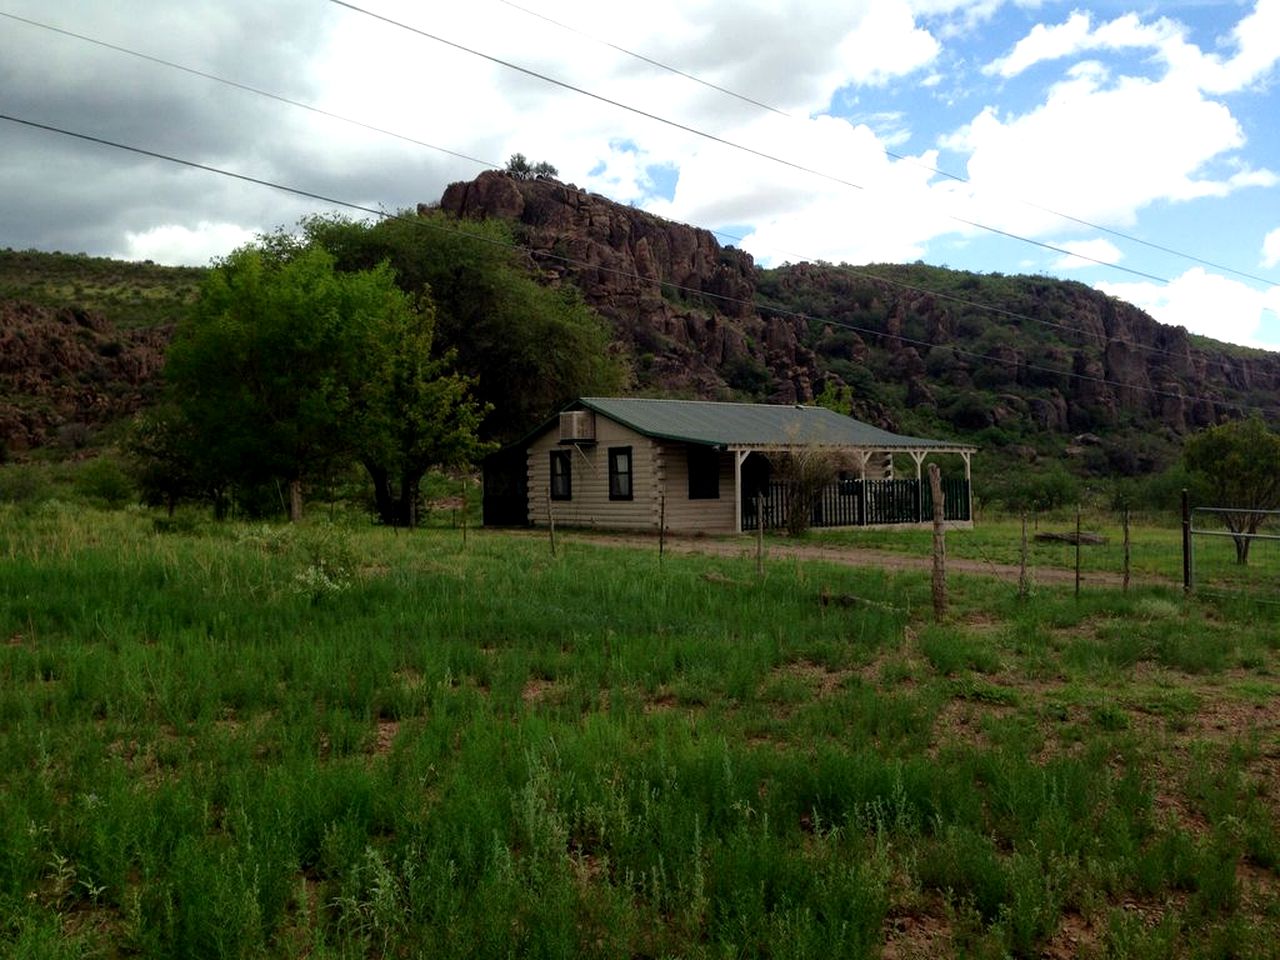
left=576, top=398, right=974, bottom=451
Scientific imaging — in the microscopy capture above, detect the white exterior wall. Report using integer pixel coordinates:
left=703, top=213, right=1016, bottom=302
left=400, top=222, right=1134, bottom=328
left=527, top=418, right=660, bottom=529
left=659, top=443, right=737, bottom=534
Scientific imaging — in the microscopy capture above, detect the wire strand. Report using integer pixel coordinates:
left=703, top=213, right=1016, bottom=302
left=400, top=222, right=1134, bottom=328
left=485, top=0, right=1279, bottom=289
left=4, top=110, right=1276, bottom=422
left=328, top=0, right=1179, bottom=284
left=1, top=8, right=1258, bottom=373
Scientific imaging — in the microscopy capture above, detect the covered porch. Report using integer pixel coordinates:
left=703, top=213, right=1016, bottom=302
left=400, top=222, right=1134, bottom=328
left=727, top=443, right=975, bottom=533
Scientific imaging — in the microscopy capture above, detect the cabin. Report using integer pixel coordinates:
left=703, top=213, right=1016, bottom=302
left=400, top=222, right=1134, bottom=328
left=482, top=397, right=977, bottom=534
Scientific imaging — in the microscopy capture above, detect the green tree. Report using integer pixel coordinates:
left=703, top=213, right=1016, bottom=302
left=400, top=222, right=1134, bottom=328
left=353, top=296, right=488, bottom=527
left=165, top=243, right=485, bottom=525
left=504, top=153, right=558, bottom=180
left=299, top=212, right=624, bottom=440
left=1184, top=415, right=1280, bottom=564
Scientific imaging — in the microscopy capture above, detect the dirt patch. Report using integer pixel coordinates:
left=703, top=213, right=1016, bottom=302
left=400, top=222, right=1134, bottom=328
left=370, top=720, right=399, bottom=756
left=522, top=677, right=565, bottom=706
left=768, top=658, right=852, bottom=698
left=929, top=699, right=1012, bottom=756
left=881, top=910, right=953, bottom=959
left=1042, top=910, right=1101, bottom=960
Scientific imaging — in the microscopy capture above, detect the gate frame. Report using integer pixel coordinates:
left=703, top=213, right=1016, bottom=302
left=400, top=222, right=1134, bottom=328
left=1183, top=492, right=1280, bottom=592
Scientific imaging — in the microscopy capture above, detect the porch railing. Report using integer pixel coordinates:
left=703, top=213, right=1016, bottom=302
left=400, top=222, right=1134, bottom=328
left=742, top=477, right=970, bottom=531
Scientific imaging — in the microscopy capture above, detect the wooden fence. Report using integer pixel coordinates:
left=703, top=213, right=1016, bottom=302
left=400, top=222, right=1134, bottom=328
left=742, top=477, right=970, bottom=531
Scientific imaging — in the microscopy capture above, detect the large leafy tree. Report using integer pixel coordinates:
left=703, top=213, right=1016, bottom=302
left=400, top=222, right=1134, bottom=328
left=165, top=243, right=485, bottom=524
left=299, top=211, right=626, bottom=440
left=1183, top=415, right=1280, bottom=564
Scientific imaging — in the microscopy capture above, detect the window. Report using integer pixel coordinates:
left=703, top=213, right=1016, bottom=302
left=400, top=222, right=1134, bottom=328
left=550, top=450, right=571, bottom=500
left=687, top=445, right=720, bottom=499
left=608, top=446, right=633, bottom=500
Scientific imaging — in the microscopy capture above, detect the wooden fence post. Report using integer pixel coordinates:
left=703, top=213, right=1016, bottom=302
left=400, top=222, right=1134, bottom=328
left=1181, top=488, right=1191, bottom=593
left=1122, top=507, right=1130, bottom=593
left=1019, top=511, right=1029, bottom=601
left=1074, top=505, right=1082, bottom=598
left=928, top=464, right=947, bottom=621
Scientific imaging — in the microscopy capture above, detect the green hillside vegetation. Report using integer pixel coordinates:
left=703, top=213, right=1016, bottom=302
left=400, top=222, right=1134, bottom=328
left=0, top=249, right=205, bottom=330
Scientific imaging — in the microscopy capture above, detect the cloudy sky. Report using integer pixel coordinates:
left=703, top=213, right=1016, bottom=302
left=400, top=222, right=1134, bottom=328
left=2, top=0, right=1279, bottom=348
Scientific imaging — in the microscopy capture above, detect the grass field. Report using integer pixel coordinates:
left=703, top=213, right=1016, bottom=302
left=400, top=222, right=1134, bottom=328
left=2, top=505, right=1278, bottom=958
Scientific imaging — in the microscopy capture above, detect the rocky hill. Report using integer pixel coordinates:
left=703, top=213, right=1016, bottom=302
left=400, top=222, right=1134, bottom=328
left=0, top=299, right=169, bottom=453
left=439, top=170, right=1280, bottom=474
left=4, top=173, right=1278, bottom=479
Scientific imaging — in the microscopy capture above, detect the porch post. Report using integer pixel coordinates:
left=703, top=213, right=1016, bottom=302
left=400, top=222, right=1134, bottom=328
left=734, top=449, right=749, bottom=534
left=962, top=450, right=973, bottom=522
left=911, top=450, right=927, bottom=522
left=858, top=450, right=872, bottom=526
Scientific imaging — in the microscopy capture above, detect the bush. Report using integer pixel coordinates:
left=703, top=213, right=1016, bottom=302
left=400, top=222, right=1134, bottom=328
left=73, top=456, right=135, bottom=509
left=0, top=463, right=54, bottom=504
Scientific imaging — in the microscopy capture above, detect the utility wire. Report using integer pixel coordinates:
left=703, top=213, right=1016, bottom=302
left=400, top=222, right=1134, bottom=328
left=0, top=8, right=1255, bottom=372
left=487, top=0, right=1280, bottom=289
left=329, top=0, right=1177, bottom=284
left=4, top=110, right=1276, bottom=421
left=0, top=10, right=493, bottom=170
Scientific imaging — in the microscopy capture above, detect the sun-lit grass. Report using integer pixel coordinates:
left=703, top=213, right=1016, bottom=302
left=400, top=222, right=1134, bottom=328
left=1, top=504, right=1278, bottom=958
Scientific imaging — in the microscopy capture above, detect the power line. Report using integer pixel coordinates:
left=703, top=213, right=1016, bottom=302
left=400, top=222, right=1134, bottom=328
left=4, top=110, right=1275, bottom=422
left=1, top=9, right=1256, bottom=373
left=0, top=10, right=495, bottom=170
left=485, top=0, right=1280, bottom=290
left=328, top=0, right=1179, bottom=284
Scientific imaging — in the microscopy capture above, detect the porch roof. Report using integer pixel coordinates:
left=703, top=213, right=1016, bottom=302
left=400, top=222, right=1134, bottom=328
left=577, top=398, right=975, bottom=453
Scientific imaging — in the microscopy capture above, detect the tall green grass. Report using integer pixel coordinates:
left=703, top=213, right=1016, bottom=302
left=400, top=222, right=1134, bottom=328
left=1, top=504, right=1277, bottom=957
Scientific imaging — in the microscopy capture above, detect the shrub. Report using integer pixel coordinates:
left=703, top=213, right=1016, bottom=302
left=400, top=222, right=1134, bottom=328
left=0, top=463, right=54, bottom=504
left=73, top=456, right=134, bottom=509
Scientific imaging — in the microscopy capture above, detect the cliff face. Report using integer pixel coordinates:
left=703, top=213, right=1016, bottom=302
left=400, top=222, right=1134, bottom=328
left=439, top=170, right=823, bottom=404
left=437, top=171, right=1280, bottom=465
left=0, top=300, right=168, bottom=452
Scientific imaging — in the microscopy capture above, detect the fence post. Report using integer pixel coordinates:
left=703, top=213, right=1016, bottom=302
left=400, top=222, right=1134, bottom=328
left=1019, top=511, right=1029, bottom=601
left=1122, top=507, right=1130, bottom=593
left=929, top=464, right=947, bottom=621
left=1181, top=488, right=1191, bottom=593
left=1074, top=505, right=1082, bottom=599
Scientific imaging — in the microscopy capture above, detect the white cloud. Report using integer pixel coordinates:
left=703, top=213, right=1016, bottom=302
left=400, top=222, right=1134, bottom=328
left=942, top=63, right=1270, bottom=235
left=646, top=112, right=952, bottom=265
left=116, top=222, right=260, bottom=266
left=836, top=2, right=940, bottom=86
left=1050, top=238, right=1123, bottom=270
left=984, top=1, right=1280, bottom=93
left=1097, top=268, right=1280, bottom=349
left=1263, top=228, right=1280, bottom=269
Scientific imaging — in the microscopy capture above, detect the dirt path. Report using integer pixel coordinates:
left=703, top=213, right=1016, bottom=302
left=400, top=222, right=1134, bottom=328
left=534, top=531, right=1171, bottom=589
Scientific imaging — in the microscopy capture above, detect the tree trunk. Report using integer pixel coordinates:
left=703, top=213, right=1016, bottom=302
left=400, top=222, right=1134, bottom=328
left=288, top=478, right=304, bottom=523
left=1234, top=535, right=1251, bottom=564
left=364, top=462, right=392, bottom=525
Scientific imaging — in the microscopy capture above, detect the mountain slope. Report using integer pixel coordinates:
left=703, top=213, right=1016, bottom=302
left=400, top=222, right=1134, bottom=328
left=438, top=170, right=1280, bottom=474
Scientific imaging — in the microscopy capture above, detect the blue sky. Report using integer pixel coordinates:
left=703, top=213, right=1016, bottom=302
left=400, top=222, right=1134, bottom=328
left=1, top=0, right=1277, bottom=348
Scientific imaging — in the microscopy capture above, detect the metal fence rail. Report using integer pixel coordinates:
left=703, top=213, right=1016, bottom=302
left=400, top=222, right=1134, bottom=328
left=1185, top=503, right=1280, bottom=593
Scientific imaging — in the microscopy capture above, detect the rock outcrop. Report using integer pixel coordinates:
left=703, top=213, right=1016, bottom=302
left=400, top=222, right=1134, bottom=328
left=0, top=301, right=168, bottom=452
left=439, top=170, right=820, bottom=402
